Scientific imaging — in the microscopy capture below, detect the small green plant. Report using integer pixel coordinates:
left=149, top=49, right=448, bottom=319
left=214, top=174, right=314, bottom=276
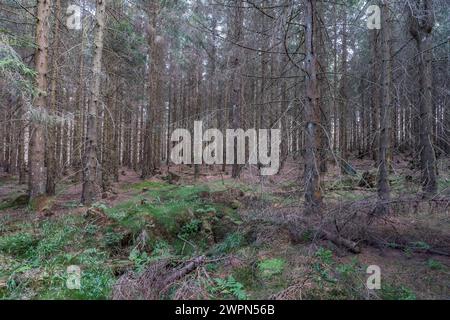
left=42, top=265, right=114, bottom=300
left=179, top=219, right=202, bottom=238
left=233, top=265, right=258, bottom=290
left=195, top=206, right=216, bottom=214
left=128, top=248, right=150, bottom=273
left=33, top=221, right=77, bottom=259
left=150, top=240, right=173, bottom=260
left=312, top=248, right=337, bottom=284
left=427, top=259, right=444, bottom=271
left=315, top=247, right=334, bottom=265
left=102, top=230, right=124, bottom=248
left=301, top=229, right=314, bottom=242
left=76, top=248, right=108, bottom=266
left=336, top=260, right=358, bottom=278
left=211, top=275, right=247, bottom=300
left=91, top=202, right=109, bottom=211
left=410, top=241, right=430, bottom=251
left=403, top=247, right=413, bottom=258
left=258, top=258, right=285, bottom=278
left=71, top=268, right=114, bottom=300
left=63, top=200, right=83, bottom=208
left=0, top=199, right=19, bottom=211
left=205, top=263, right=218, bottom=273
left=0, top=232, right=37, bottom=257
left=213, top=232, right=244, bottom=254
left=381, top=284, right=416, bottom=300
left=84, top=224, right=100, bottom=236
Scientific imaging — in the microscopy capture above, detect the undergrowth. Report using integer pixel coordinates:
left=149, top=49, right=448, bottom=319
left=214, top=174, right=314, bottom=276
left=0, top=178, right=447, bottom=300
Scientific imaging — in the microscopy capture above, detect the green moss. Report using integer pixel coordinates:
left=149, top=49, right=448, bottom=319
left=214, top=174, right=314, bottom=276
left=106, top=182, right=228, bottom=239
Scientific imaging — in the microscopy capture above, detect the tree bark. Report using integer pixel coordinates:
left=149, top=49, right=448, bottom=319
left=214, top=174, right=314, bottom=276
left=46, top=0, right=61, bottom=195
left=29, top=0, right=51, bottom=201
left=303, top=0, right=322, bottom=214
left=408, top=0, right=438, bottom=198
left=229, top=3, right=244, bottom=179
left=142, top=3, right=164, bottom=178
left=339, top=9, right=349, bottom=174
left=376, top=1, right=392, bottom=214
left=82, top=0, right=106, bottom=205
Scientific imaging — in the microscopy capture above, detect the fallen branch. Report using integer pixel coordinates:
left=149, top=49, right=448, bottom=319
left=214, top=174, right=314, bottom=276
left=317, top=229, right=361, bottom=254
left=365, top=238, right=450, bottom=257
left=162, top=255, right=206, bottom=289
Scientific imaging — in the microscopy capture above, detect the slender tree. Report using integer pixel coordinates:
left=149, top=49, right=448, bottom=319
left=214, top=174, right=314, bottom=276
left=408, top=0, right=438, bottom=198
left=46, top=0, right=61, bottom=195
left=376, top=1, right=392, bottom=214
left=303, top=0, right=322, bottom=214
left=82, top=0, right=106, bottom=205
left=29, top=0, right=51, bottom=201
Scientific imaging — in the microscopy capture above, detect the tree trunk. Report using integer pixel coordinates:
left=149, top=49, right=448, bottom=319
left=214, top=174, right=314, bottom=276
left=142, top=3, right=164, bottom=178
left=376, top=1, right=392, bottom=214
left=72, top=9, right=85, bottom=180
left=29, top=0, right=51, bottom=201
left=82, top=0, right=106, bottom=205
left=339, top=9, right=349, bottom=174
left=370, top=27, right=380, bottom=165
left=408, top=0, right=438, bottom=198
left=46, top=0, right=61, bottom=195
left=229, top=4, right=244, bottom=179
left=303, top=0, right=322, bottom=214
left=316, top=0, right=328, bottom=174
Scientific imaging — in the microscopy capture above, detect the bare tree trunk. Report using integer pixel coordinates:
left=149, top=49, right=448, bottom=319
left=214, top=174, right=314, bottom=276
left=29, top=0, right=51, bottom=201
left=332, top=2, right=338, bottom=153
left=73, top=11, right=85, bottom=180
left=376, top=1, right=392, bottom=214
left=142, top=3, right=164, bottom=178
left=82, top=0, right=106, bottom=205
left=194, top=53, right=202, bottom=181
left=316, top=0, right=328, bottom=174
left=61, top=92, right=69, bottom=176
left=17, top=99, right=26, bottom=184
left=4, top=102, right=12, bottom=173
left=46, top=0, right=61, bottom=195
left=303, top=0, right=322, bottom=214
left=408, top=0, right=437, bottom=198
left=370, top=28, right=380, bottom=164
left=339, top=9, right=349, bottom=174
left=229, top=4, right=244, bottom=179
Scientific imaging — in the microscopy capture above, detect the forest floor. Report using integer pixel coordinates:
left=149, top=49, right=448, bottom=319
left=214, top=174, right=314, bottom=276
left=0, top=157, right=449, bottom=300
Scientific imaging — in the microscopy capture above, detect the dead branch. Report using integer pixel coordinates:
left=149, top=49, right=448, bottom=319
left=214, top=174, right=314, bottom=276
left=317, top=229, right=361, bottom=254
left=161, top=255, right=206, bottom=289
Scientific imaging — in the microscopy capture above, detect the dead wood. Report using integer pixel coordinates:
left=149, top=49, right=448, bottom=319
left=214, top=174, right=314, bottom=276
left=364, top=238, right=450, bottom=257
left=161, top=255, right=206, bottom=289
left=316, top=229, right=361, bottom=254
left=112, top=256, right=206, bottom=300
